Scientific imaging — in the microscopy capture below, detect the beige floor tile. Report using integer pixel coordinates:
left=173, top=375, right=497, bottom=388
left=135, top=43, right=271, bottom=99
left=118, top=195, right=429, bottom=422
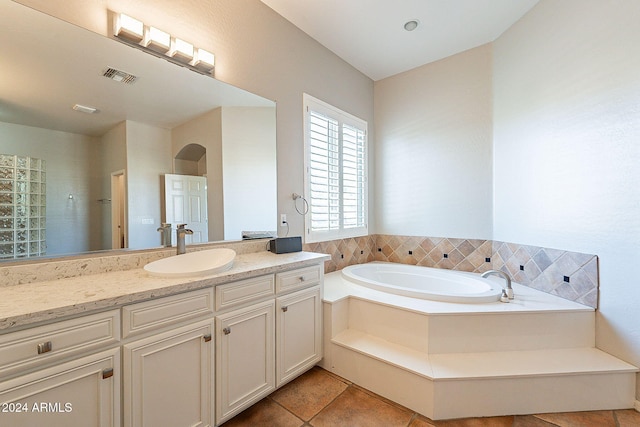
left=513, top=415, right=557, bottom=426
left=270, top=367, right=349, bottom=421
left=310, top=385, right=413, bottom=427
left=432, top=415, right=514, bottom=426
left=533, top=410, right=616, bottom=427
left=220, top=398, right=303, bottom=427
left=614, top=409, right=640, bottom=427
left=410, top=414, right=437, bottom=426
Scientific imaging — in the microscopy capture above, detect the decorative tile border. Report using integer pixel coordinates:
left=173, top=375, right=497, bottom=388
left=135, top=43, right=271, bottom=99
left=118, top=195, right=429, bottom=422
left=304, top=234, right=599, bottom=308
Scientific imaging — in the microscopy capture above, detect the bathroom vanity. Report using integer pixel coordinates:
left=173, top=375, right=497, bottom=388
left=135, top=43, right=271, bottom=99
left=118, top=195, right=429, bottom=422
left=0, top=249, right=328, bottom=427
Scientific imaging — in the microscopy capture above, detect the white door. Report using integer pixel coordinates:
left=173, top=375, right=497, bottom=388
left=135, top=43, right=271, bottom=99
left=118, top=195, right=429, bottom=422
left=164, top=174, right=208, bottom=244
left=111, top=170, right=126, bottom=249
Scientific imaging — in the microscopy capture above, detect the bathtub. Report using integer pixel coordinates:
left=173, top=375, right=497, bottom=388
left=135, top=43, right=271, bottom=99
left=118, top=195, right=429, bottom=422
left=341, top=262, right=502, bottom=303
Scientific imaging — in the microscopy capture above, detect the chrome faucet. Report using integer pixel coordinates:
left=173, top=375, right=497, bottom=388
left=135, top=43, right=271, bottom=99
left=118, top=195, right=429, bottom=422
left=176, top=224, right=193, bottom=255
left=157, top=223, right=172, bottom=247
left=481, top=270, right=514, bottom=299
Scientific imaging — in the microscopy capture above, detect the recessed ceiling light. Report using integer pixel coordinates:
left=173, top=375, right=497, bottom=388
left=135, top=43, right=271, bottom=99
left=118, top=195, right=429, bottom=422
left=404, top=20, right=420, bottom=32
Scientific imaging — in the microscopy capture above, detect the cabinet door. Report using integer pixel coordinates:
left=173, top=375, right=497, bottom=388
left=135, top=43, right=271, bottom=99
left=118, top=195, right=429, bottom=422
left=276, top=286, right=322, bottom=386
left=215, top=300, right=275, bottom=425
left=0, top=348, right=120, bottom=427
left=123, top=319, right=214, bottom=427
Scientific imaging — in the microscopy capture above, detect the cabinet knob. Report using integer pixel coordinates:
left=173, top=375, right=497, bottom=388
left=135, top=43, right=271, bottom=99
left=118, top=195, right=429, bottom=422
left=37, top=341, right=52, bottom=355
left=299, top=276, right=305, bottom=282
left=203, top=334, right=212, bottom=342
left=281, top=306, right=288, bottom=312
left=223, top=327, right=231, bottom=335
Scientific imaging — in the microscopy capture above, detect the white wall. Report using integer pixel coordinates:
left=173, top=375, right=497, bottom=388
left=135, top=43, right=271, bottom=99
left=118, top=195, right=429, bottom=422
left=221, top=107, right=277, bottom=239
left=16, top=0, right=375, bottom=238
left=493, top=0, right=640, bottom=396
left=0, top=121, right=100, bottom=255
left=125, top=121, right=172, bottom=249
left=374, top=44, right=493, bottom=239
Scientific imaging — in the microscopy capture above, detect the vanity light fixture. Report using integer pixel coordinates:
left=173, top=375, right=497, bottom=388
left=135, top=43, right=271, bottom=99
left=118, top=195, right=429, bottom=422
left=114, top=13, right=144, bottom=42
left=143, top=26, right=171, bottom=52
left=112, top=12, right=215, bottom=75
left=169, top=37, right=194, bottom=61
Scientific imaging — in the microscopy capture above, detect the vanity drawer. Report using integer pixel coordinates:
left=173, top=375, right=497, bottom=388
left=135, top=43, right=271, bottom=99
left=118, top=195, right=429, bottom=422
left=276, top=265, right=322, bottom=294
left=0, top=309, right=120, bottom=377
left=122, top=288, right=214, bottom=338
left=215, top=274, right=275, bottom=311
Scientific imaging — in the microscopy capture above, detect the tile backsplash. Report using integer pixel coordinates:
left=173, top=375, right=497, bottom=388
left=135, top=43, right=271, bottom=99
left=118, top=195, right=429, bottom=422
left=304, top=234, right=598, bottom=308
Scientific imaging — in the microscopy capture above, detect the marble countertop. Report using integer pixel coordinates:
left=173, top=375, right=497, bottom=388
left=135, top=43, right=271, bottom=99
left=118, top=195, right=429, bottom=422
left=0, top=251, right=329, bottom=332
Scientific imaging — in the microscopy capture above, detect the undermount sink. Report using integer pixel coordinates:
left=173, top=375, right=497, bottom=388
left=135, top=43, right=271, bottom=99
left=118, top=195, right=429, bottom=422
left=144, top=248, right=236, bottom=278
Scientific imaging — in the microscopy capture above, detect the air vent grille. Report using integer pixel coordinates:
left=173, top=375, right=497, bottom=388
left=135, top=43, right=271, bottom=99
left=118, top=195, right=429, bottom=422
left=103, top=67, right=138, bottom=84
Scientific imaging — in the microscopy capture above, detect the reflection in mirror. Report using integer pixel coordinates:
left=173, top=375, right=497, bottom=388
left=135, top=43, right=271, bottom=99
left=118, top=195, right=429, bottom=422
left=0, top=2, right=277, bottom=261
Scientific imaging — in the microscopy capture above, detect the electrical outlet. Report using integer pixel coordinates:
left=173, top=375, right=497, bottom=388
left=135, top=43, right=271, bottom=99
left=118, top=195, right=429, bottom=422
left=280, top=214, right=287, bottom=226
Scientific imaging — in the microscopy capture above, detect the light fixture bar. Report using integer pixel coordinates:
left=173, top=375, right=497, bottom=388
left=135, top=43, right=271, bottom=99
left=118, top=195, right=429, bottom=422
left=112, top=11, right=215, bottom=75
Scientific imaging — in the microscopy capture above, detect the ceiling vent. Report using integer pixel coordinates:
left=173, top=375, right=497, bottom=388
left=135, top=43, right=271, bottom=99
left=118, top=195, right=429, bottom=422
left=102, top=67, right=138, bottom=84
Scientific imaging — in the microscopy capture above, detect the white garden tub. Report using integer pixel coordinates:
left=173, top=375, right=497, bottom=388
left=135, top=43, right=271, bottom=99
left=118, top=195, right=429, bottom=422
left=341, top=263, right=502, bottom=303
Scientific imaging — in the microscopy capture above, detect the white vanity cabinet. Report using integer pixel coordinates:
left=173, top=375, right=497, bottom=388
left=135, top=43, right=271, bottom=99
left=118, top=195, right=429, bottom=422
left=276, top=285, right=322, bottom=386
left=0, top=254, right=326, bottom=427
left=122, top=288, right=215, bottom=427
left=214, top=275, right=276, bottom=425
left=214, top=265, right=323, bottom=425
left=0, top=311, right=121, bottom=427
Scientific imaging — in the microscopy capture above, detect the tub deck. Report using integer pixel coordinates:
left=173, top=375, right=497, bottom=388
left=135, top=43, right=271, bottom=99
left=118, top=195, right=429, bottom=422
left=320, top=268, right=638, bottom=420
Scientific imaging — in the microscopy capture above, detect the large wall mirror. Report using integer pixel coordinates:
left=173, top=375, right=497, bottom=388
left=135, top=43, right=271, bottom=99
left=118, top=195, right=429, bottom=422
left=0, top=2, right=277, bottom=262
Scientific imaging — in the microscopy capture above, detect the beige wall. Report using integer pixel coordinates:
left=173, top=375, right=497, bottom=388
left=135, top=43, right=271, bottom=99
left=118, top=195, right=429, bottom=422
left=99, top=121, right=127, bottom=249
left=172, top=109, right=224, bottom=241
left=374, top=44, right=493, bottom=239
left=125, top=121, right=172, bottom=249
left=15, top=0, right=375, bottom=238
left=493, top=0, right=640, bottom=397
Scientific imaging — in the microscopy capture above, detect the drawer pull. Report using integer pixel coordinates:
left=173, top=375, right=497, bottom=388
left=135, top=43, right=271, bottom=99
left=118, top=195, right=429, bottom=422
left=281, top=306, right=288, bottom=312
left=299, top=276, right=305, bottom=282
left=37, top=341, right=52, bottom=355
left=203, top=334, right=212, bottom=342
left=223, top=327, right=231, bottom=335
left=102, top=368, right=114, bottom=379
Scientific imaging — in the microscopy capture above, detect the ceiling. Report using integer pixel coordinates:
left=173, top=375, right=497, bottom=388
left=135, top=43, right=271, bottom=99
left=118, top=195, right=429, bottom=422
left=261, top=0, right=540, bottom=81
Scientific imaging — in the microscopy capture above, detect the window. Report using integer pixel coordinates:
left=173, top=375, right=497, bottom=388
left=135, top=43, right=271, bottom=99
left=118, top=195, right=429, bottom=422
left=303, top=94, right=368, bottom=243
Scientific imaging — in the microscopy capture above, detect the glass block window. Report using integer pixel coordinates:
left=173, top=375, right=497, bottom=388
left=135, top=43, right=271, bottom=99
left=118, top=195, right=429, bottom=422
left=0, top=154, right=46, bottom=259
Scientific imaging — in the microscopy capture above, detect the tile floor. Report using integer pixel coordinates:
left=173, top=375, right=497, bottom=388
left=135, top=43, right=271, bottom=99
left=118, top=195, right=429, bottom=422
left=222, top=366, right=640, bottom=427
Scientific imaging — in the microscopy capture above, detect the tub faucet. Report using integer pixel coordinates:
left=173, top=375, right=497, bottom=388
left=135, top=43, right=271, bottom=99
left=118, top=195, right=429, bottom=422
left=176, top=224, right=193, bottom=255
left=481, top=270, right=514, bottom=299
left=157, top=223, right=172, bottom=247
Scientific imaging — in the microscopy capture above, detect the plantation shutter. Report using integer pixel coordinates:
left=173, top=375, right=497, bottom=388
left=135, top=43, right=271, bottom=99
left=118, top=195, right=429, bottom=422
left=304, top=94, right=368, bottom=242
